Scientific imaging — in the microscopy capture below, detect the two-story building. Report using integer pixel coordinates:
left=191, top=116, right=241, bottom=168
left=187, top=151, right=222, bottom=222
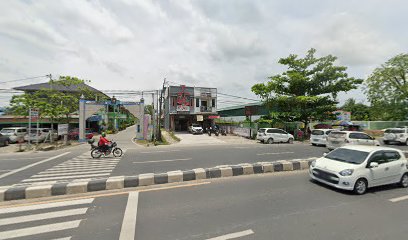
left=163, top=85, right=218, bottom=131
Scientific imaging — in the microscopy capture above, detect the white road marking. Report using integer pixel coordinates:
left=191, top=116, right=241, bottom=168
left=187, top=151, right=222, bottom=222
left=140, top=150, right=180, bottom=154
left=0, top=208, right=88, bottom=226
left=29, top=170, right=112, bottom=178
left=119, top=191, right=139, bottom=240
left=0, top=220, right=82, bottom=239
left=0, top=152, right=71, bottom=179
left=37, top=167, right=114, bottom=173
left=207, top=229, right=255, bottom=240
left=257, top=152, right=294, bottom=156
left=0, top=198, right=94, bottom=214
left=389, top=195, right=408, bottom=203
left=22, top=173, right=110, bottom=182
left=0, top=170, right=11, bottom=173
left=133, top=158, right=192, bottom=164
left=51, top=237, right=71, bottom=240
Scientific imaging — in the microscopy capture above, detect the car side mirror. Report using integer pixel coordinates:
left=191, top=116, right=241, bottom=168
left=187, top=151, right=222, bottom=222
left=369, top=162, right=379, bottom=168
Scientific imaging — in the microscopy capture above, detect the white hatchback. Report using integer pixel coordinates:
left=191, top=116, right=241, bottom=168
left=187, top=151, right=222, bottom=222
left=383, top=128, right=408, bottom=145
left=326, top=131, right=380, bottom=150
left=310, top=145, right=408, bottom=194
left=256, top=128, right=294, bottom=144
left=310, top=129, right=333, bottom=146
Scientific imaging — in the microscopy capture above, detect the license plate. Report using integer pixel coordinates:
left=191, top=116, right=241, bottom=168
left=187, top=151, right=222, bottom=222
left=312, top=139, right=319, bottom=142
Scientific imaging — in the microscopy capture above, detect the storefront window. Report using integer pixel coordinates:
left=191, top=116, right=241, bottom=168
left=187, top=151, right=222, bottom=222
left=212, top=99, right=216, bottom=107
left=196, top=98, right=199, bottom=107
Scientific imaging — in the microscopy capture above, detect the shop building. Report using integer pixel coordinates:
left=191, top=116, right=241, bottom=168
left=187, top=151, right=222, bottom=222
left=164, top=85, right=218, bottom=131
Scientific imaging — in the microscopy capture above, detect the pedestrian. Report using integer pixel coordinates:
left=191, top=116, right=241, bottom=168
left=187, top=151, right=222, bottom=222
left=297, top=129, right=304, bottom=142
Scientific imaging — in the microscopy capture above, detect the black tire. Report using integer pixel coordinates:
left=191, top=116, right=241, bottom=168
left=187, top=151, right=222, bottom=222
left=91, top=149, right=103, bottom=159
left=267, top=138, right=274, bottom=144
left=383, top=140, right=389, bottom=145
left=288, top=138, right=294, bottom=144
left=113, top=148, right=123, bottom=157
left=353, top=178, right=368, bottom=195
left=400, top=173, right=408, bottom=188
left=312, top=143, right=317, bottom=146
left=4, top=140, right=9, bottom=146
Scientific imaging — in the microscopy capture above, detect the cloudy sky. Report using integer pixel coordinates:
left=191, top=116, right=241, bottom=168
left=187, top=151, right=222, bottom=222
left=0, top=0, right=407, bottom=108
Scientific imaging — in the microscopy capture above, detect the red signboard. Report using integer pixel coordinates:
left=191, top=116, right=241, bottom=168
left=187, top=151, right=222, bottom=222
left=208, top=115, right=220, bottom=119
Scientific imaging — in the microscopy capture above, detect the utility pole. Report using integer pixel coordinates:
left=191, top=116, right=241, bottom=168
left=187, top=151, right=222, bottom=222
left=47, top=74, right=54, bottom=143
left=158, top=78, right=166, bottom=140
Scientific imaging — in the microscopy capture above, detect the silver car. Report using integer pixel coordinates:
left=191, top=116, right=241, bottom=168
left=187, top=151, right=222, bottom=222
left=0, top=127, right=27, bottom=143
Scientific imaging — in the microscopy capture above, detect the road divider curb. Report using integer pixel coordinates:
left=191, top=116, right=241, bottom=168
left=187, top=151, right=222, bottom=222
left=0, top=158, right=316, bottom=202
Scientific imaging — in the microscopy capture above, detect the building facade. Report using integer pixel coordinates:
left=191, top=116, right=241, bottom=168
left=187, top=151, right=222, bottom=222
left=164, top=85, right=218, bottom=131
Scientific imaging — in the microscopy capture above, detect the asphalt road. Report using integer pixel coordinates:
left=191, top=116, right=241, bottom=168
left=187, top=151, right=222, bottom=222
left=1, top=171, right=408, bottom=240
left=2, top=128, right=408, bottom=188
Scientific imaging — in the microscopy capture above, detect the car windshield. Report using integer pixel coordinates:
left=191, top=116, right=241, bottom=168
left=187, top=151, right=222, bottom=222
left=192, top=124, right=200, bottom=127
left=0, top=129, right=15, bottom=134
left=325, top=148, right=369, bottom=164
left=385, top=129, right=404, bottom=134
left=258, top=129, right=266, bottom=133
left=311, top=130, right=324, bottom=135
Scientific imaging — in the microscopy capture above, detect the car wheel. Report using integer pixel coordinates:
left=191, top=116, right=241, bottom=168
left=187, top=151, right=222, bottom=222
left=4, top=140, right=9, bottom=146
left=353, top=178, right=368, bottom=195
left=288, top=138, right=294, bottom=144
left=311, top=143, right=316, bottom=146
left=267, top=138, right=274, bottom=144
left=400, top=173, right=408, bottom=188
left=383, top=140, right=389, bottom=145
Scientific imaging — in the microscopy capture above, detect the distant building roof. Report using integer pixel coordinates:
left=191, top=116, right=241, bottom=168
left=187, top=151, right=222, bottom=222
left=13, top=82, right=107, bottom=97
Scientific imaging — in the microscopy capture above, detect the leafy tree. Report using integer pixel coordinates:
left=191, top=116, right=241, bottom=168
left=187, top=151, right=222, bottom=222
left=252, top=48, right=363, bottom=130
left=340, top=98, right=371, bottom=121
left=9, top=76, right=107, bottom=124
left=366, top=53, right=408, bottom=120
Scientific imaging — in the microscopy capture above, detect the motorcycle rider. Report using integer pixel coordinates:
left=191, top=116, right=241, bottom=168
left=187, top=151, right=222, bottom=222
left=98, top=132, right=111, bottom=153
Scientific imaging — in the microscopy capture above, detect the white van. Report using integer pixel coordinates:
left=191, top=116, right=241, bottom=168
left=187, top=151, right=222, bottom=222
left=256, top=128, right=294, bottom=144
left=310, top=129, right=333, bottom=146
left=0, top=127, right=27, bottom=143
left=326, top=131, right=380, bottom=150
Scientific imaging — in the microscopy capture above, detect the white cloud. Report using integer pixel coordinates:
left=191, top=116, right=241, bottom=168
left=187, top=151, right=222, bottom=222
left=0, top=0, right=407, bottom=108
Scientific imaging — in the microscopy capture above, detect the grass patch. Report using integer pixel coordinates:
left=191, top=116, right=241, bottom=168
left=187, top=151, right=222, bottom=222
left=168, top=131, right=181, bottom=142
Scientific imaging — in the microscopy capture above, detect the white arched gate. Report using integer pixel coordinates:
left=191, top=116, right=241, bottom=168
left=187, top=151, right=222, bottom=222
left=79, top=99, right=144, bottom=141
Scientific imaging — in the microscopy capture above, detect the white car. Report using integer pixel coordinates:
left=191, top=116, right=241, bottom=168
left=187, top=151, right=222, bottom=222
left=310, top=145, right=408, bottom=195
left=256, top=128, right=294, bottom=144
left=24, top=128, right=58, bottom=143
left=0, top=127, right=27, bottom=143
left=188, top=124, right=203, bottom=134
left=310, top=129, right=334, bottom=146
left=383, top=128, right=408, bottom=145
left=326, top=131, right=380, bottom=150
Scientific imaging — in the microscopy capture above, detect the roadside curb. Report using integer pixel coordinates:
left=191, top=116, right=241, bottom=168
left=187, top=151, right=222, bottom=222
left=0, top=158, right=316, bottom=202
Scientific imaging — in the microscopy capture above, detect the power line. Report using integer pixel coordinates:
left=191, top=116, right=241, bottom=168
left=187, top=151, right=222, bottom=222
left=0, top=75, right=49, bottom=85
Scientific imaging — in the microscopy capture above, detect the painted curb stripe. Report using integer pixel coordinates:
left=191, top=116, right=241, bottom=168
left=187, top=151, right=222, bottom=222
left=1, top=159, right=315, bottom=201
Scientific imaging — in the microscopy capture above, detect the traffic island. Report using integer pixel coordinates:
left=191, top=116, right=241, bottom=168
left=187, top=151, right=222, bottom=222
left=0, top=158, right=316, bottom=202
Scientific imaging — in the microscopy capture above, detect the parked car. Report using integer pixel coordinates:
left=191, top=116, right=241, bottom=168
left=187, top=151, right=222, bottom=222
left=256, top=128, right=294, bottom=144
left=24, top=128, right=58, bottom=143
left=188, top=124, right=203, bottom=134
left=310, top=129, right=334, bottom=146
left=383, top=128, right=408, bottom=145
left=0, top=127, right=27, bottom=143
left=0, top=133, right=10, bottom=147
left=310, top=145, right=408, bottom=195
left=326, top=131, right=380, bottom=150
left=68, top=128, right=94, bottom=140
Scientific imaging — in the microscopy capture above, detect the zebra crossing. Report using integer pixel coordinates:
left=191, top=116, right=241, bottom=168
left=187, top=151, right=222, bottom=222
left=15, top=151, right=124, bottom=186
left=0, top=198, right=94, bottom=240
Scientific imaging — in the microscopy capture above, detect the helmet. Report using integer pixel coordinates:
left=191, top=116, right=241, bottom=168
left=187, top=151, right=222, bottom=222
left=102, top=132, right=106, bottom=137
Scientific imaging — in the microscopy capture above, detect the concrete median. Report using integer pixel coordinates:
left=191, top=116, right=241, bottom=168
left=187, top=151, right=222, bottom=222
left=0, top=157, right=316, bottom=202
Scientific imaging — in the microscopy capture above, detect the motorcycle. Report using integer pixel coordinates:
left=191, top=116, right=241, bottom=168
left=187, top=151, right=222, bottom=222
left=220, top=128, right=227, bottom=136
left=88, top=139, right=97, bottom=150
left=207, top=127, right=212, bottom=136
left=91, top=140, right=123, bottom=158
left=207, top=127, right=219, bottom=136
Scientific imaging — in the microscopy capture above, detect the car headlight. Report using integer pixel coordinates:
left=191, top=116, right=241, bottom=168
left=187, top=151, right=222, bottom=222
left=339, top=169, right=354, bottom=176
left=311, top=160, right=316, bottom=167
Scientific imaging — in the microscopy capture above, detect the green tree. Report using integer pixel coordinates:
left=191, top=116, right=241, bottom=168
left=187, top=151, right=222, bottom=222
left=341, top=98, right=371, bottom=121
left=252, top=48, right=363, bottom=130
left=9, top=76, right=106, bottom=123
left=366, top=53, right=408, bottom=120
